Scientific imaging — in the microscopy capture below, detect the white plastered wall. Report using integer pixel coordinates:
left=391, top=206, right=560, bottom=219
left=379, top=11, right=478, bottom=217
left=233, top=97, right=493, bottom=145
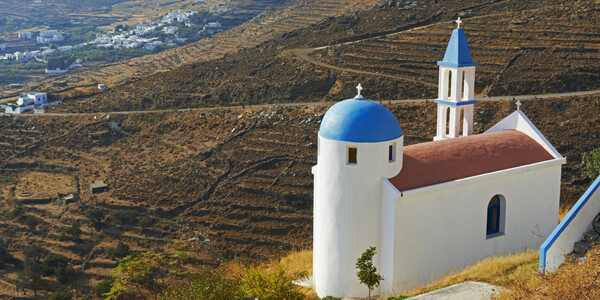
left=544, top=179, right=600, bottom=272
left=313, top=135, right=403, bottom=298
left=383, top=160, right=562, bottom=292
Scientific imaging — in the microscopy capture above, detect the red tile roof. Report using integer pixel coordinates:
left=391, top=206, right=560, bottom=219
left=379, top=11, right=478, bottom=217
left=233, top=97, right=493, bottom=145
left=389, top=130, right=554, bottom=191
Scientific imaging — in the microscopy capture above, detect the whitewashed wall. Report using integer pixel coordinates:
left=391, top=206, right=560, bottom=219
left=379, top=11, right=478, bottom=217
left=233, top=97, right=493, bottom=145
left=384, top=159, right=563, bottom=292
left=313, top=135, right=403, bottom=298
left=541, top=176, right=600, bottom=272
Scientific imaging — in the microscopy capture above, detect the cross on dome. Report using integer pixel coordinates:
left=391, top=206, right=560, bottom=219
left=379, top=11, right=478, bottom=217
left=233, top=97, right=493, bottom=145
left=516, top=100, right=522, bottom=111
left=356, top=83, right=363, bottom=98
left=455, top=17, right=462, bottom=29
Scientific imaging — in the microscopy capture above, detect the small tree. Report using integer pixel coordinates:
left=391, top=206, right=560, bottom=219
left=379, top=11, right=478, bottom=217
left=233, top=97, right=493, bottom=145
left=0, top=237, right=15, bottom=268
left=24, top=215, right=41, bottom=232
left=65, top=221, right=82, bottom=241
left=107, top=241, right=130, bottom=261
left=356, top=246, right=383, bottom=299
left=9, top=205, right=24, bottom=219
left=85, top=208, right=106, bottom=228
left=23, top=244, right=49, bottom=264
left=582, top=146, right=600, bottom=180
left=95, top=280, right=114, bottom=298
left=48, top=289, right=73, bottom=300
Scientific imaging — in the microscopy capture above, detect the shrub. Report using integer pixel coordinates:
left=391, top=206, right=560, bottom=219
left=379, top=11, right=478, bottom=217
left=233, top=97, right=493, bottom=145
left=0, top=237, right=15, bottom=268
left=24, top=215, right=41, bottom=232
left=23, top=244, right=48, bottom=263
left=43, top=254, right=69, bottom=276
left=107, top=241, right=130, bottom=261
left=48, top=289, right=73, bottom=300
left=85, top=208, right=106, bottom=226
left=163, top=265, right=243, bottom=300
left=356, top=246, right=384, bottom=299
left=241, top=266, right=304, bottom=300
left=582, top=146, right=600, bottom=180
left=43, top=253, right=77, bottom=283
left=9, top=205, right=24, bottom=219
left=65, top=221, right=82, bottom=241
left=95, top=280, right=114, bottom=298
left=109, top=210, right=139, bottom=226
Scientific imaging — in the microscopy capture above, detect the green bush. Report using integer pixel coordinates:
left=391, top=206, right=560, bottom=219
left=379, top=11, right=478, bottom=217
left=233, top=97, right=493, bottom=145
left=24, top=215, right=41, bottom=232
left=49, top=289, right=73, bottom=300
left=85, top=208, right=106, bottom=226
left=64, top=221, right=83, bottom=241
left=23, top=244, right=48, bottom=263
left=43, top=254, right=69, bottom=276
left=95, top=280, right=114, bottom=298
left=107, top=241, right=130, bottom=260
left=241, top=266, right=304, bottom=300
left=10, top=205, right=24, bottom=219
left=162, top=265, right=243, bottom=300
left=43, top=254, right=77, bottom=283
left=0, top=237, right=15, bottom=268
left=582, top=146, right=600, bottom=180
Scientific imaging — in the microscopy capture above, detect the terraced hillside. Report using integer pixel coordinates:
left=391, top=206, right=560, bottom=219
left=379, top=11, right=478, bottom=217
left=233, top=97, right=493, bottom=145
left=53, top=0, right=600, bottom=113
left=1, top=93, right=600, bottom=297
left=0, top=0, right=384, bottom=100
left=308, top=2, right=600, bottom=97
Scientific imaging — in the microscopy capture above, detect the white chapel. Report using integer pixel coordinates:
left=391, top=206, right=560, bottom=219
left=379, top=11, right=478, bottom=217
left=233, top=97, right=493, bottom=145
left=312, top=19, right=566, bottom=298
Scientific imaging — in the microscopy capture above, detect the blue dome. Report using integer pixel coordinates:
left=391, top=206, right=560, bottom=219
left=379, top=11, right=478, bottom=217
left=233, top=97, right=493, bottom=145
left=319, top=96, right=403, bottom=143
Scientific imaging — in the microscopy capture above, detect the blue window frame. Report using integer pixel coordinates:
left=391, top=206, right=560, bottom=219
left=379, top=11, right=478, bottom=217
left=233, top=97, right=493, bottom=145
left=389, top=145, right=393, bottom=162
left=487, top=196, right=501, bottom=235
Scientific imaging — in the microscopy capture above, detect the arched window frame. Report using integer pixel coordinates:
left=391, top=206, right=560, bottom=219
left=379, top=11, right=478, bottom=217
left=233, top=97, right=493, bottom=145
left=486, top=194, right=505, bottom=238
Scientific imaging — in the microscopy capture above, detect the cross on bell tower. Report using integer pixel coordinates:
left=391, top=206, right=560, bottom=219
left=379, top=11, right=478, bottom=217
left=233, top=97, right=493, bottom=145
left=434, top=18, right=478, bottom=141
left=456, top=17, right=462, bottom=28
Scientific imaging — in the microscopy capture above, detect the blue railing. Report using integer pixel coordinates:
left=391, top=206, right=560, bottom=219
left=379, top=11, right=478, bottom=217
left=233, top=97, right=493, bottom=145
left=539, top=175, right=600, bottom=273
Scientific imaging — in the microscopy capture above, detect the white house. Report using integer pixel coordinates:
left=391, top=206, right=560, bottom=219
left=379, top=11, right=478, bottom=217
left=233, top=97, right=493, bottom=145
left=19, top=31, right=32, bottom=40
left=18, top=92, right=47, bottom=106
left=312, top=19, right=565, bottom=298
left=204, top=21, right=223, bottom=35
left=2, top=92, right=51, bottom=114
left=37, top=30, right=64, bottom=44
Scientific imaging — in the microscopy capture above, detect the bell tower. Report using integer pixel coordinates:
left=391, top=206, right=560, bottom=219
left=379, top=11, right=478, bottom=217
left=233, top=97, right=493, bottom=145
left=434, top=18, right=478, bottom=141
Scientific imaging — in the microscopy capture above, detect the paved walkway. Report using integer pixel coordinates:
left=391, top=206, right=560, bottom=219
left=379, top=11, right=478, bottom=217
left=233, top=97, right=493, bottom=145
left=408, top=281, right=505, bottom=300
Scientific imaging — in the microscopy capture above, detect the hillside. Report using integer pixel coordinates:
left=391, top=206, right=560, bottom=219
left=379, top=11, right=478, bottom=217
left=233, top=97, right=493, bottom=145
left=1, top=93, right=599, bottom=296
left=47, top=0, right=600, bottom=113
left=0, top=0, right=383, bottom=100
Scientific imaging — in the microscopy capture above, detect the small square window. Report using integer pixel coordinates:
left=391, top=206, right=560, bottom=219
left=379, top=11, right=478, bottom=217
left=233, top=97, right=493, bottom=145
left=348, top=147, right=357, bottom=164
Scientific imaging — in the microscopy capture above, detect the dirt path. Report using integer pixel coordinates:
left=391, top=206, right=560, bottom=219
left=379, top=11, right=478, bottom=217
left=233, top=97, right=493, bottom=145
left=287, top=9, right=538, bottom=90
left=6, top=89, right=599, bottom=118
left=290, top=47, right=436, bottom=87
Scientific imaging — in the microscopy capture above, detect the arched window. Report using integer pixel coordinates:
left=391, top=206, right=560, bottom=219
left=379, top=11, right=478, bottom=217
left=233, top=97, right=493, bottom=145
left=487, top=195, right=505, bottom=237
left=447, top=70, right=453, bottom=99
left=445, top=107, right=451, bottom=136
left=459, top=108, right=465, bottom=137
left=461, top=70, right=466, bottom=100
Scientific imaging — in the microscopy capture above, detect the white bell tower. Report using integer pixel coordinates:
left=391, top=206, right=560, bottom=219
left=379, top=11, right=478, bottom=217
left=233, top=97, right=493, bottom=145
left=434, top=18, right=478, bottom=141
